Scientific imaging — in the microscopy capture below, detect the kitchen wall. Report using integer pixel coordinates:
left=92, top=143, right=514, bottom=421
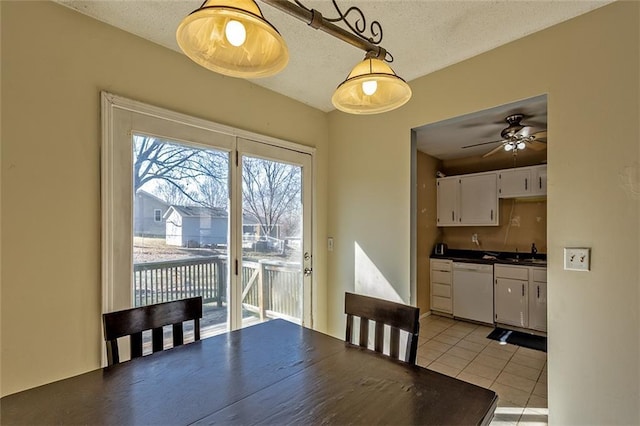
left=441, top=198, right=547, bottom=253
left=1, top=1, right=329, bottom=396
left=327, top=2, right=639, bottom=424
left=415, top=151, right=439, bottom=314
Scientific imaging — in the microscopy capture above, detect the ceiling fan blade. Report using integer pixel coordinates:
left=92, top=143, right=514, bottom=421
left=461, top=139, right=505, bottom=149
left=483, top=144, right=506, bottom=158
left=531, top=130, right=547, bottom=139
left=527, top=140, right=547, bottom=151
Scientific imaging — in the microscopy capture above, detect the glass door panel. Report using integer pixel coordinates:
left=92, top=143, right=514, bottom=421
left=132, top=133, right=230, bottom=339
left=236, top=138, right=312, bottom=329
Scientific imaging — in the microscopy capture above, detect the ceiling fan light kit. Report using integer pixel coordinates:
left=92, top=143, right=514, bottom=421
left=461, top=113, right=547, bottom=158
left=176, top=0, right=411, bottom=114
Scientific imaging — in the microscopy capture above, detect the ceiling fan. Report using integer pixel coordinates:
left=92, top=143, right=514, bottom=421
left=462, top=114, right=547, bottom=158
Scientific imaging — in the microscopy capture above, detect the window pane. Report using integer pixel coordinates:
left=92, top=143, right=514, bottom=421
left=241, top=155, right=303, bottom=326
left=132, top=134, right=230, bottom=338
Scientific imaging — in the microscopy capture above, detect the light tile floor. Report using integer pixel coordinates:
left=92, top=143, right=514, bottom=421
left=418, top=315, right=548, bottom=426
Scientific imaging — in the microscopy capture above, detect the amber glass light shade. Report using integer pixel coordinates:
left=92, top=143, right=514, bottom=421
left=331, top=57, right=412, bottom=114
left=176, top=0, right=289, bottom=78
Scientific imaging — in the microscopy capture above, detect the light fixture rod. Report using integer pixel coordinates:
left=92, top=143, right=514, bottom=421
left=258, top=0, right=387, bottom=60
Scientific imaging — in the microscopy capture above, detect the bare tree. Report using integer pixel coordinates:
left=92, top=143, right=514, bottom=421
left=133, top=135, right=204, bottom=204
left=133, top=135, right=301, bottom=239
left=242, top=157, right=301, bottom=237
left=192, top=150, right=229, bottom=209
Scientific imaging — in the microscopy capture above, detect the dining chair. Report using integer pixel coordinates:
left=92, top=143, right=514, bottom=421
left=344, top=292, right=420, bottom=364
left=103, top=296, right=203, bottom=366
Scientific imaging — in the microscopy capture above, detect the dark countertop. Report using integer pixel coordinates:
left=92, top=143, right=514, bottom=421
left=431, top=249, right=547, bottom=267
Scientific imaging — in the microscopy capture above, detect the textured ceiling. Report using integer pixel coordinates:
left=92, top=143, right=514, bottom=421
left=55, top=0, right=611, bottom=113
left=414, top=94, right=548, bottom=160
left=53, top=0, right=611, bottom=159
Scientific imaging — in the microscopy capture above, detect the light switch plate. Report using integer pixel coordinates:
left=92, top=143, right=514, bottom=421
left=564, top=247, right=591, bottom=271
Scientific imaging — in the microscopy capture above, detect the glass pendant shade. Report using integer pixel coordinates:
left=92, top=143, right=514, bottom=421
left=176, top=0, right=289, bottom=78
left=332, top=57, right=412, bottom=114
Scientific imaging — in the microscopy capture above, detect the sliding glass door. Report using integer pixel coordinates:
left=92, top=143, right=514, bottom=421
left=102, top=94, right=314, bottom=354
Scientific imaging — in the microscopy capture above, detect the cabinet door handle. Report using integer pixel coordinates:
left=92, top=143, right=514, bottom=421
left=525, top=178, right=528, bottom=191
left=537, top=285, right=540, bottom=299
left=490, top=209, right=494, bottom=221
left=522, top=284, right=525, bottom=296
left=539, top=177, right=542, bottom=189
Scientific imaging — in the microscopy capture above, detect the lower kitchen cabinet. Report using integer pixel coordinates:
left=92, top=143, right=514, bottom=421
left=495, top=277, right=528, bottom=328
left=529, top=268, right=548, bottom=332
left=494, top=264, right=547, bottom=332
left=430, top=259, right=453, bottom=314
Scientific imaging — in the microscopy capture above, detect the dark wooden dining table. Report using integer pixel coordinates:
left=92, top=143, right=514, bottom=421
left=1, top=319, right=497, bottom=425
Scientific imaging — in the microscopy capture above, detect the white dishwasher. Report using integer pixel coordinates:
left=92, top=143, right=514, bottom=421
left=452, top=262, right=494, bottom=324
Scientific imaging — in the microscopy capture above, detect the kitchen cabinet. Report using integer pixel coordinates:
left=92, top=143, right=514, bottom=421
left=430, top=259, right=453, bottom=314
left=530, top=165, right=547, bottom=196
left=436, top=177, right=459, bottom=226
left=498, top=165, right=547, bottom=198
left=494, top=265, right=529, bottom=328
left=459, top=174, right=498, bottom=225
left=529, top=268, right=547, bottom=332
left=495, top=264, right=547, bottom=332
left=436, top=173, right=498, bottom=226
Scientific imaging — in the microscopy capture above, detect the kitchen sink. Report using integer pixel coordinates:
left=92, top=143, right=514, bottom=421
left=504, top=258, right=547, bottom=265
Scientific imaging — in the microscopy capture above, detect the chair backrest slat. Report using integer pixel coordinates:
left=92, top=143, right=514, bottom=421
left=344, top=292, right=420, bottom=364
left=103, top=297, right=202, bottom=366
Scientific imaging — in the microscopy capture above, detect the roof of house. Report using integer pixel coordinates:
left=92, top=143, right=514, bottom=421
left=164, top=205, right=260, bottom=224
left=136, top=189, right=169, bottom=206
left=164, top=205, right=227, bottom=218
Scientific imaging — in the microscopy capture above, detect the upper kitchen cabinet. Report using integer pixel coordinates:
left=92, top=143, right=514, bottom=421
left=498, top=165, right=547, bottom=198
left=436, top=177, right=459, bottom=225
left=531, top=165, right=547, bottom=196
left=459, top=174, right=498, bottom=225
left=437, top=172, right=498, bottom=226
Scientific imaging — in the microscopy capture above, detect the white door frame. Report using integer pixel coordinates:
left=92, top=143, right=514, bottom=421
left=101, top=92, right=317, bottom=362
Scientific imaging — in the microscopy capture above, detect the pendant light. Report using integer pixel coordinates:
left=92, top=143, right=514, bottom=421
left=331, top=56, right=412, bottom=114
left=176, top=0, right=289, bottom=78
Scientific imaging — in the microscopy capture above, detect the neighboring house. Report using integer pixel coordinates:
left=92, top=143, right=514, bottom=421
left=164, top=205, right=276, bottom=249
left=164, top=205, right=228, bottom=247
left=134, top=190, right=169, bottom=237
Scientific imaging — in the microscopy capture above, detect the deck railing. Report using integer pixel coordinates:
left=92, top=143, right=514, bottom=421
left=133, top=256, right=301, bottom=321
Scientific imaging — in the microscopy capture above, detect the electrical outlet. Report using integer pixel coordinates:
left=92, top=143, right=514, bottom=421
left=564, top=247, right=591, bottom=271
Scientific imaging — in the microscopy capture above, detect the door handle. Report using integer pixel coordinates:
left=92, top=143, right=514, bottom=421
left=304, top=267, right=312, bottom=276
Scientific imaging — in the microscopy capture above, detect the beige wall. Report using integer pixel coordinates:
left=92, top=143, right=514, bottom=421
left=0, top=1, right=329, bottom=396
left=441, top=199, right=547, bottom=253
left=415, top=151, right=440, bottom=314
left=327, top=2, right=639, bottom=424
left=2, top=1, right=639, bottom=423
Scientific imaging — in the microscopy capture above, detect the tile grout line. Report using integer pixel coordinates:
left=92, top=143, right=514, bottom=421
left=419, top=317, right=548, bottom=425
